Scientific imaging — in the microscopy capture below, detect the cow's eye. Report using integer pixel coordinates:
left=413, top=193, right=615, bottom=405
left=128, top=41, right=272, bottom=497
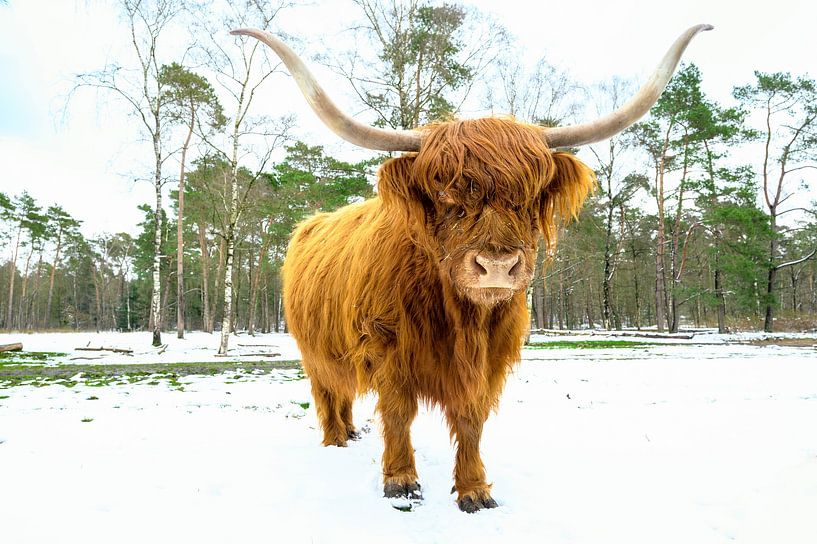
left=438, top=191, right=456, bottom=206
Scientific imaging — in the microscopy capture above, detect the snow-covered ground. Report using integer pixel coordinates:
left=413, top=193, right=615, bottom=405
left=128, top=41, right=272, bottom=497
left=1, top=331, right=816, bottom=543
left=0, top=330, right=303, bottom=364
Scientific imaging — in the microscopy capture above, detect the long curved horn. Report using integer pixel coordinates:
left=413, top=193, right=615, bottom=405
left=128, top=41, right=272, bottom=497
left=230, top=28, right=423, bottom=152
left=542, top=24, right=713, bottom=148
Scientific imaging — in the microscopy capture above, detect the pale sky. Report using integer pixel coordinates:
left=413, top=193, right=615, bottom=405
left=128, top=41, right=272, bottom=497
left=0, top=0, right=815, bottom=236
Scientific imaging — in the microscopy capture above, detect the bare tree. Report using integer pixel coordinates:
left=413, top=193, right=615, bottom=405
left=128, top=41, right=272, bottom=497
left=74, top=0, right=185, bottom=345
left=735, top=71, right=817, bottom=331
left=160, top=62, right=224, bottom=338
left=333, top=0, right=506, bottom=129
left=484, top=47, right=582, bottom=126
left=191, top=0, right=292, bottom=354
left=587, top=78, right=646, bottom=330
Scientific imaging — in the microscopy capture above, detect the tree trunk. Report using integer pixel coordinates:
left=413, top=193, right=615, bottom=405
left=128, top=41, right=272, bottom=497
left=45, top=226, right=64, bottom=328
left=235, top=248, right=243, bottom=332
left=763, top=212, right=779, bottom=333
left=247, top=236, right=271, bottom=336
left=763, top=265, right=777, bottom=333
left=125, top=274, right=132, bottom=331
left=27, top=250, right=44, bottom=329
left=197, top=222, right=212, bottom=333
left=261, top=272, right=270, bottom=334
left=218, top=229, right=235, bottom=354
left=92, top=264, right=102, bottom=332
left=72, top=271, right=79, bottom=330
left=212, top=237, right=226, bottom=332
left=176, top=112, right=194, bottom=339
left=218, top=145, right=241, bottom=354
left=151, top=138, right=163, bottom=346
left=17, top=244, right=35, bottom=329
left=533, top=280, right=545, bottom=330
left=5, top=225, right=22, bottom=328
left=655, top=248, right=667, bottom=332
left=586, top=279, right=595, bottom=329
left=714, top=246, right=727, bottom=333
left=272, top=275, right=280, bottom=333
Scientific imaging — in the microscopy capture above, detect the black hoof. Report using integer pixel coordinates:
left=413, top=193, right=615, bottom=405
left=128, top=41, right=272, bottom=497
left=458, top=494, right=498, bottom=513
left=384, top=481, right=422, bottom=500
left=347, top=428, right=362, bottom=441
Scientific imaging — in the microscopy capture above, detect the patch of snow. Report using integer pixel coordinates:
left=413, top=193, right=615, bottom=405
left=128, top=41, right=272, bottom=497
left=1, top=332, right=816, bottom=543
left=0, top=330, right=302, bottom=365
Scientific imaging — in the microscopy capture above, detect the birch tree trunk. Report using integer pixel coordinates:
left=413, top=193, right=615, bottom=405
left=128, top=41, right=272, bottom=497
left=218, top=150, right=240, bottom=354
left=151, top=154, right=163, bottom=346
left=218, top=226, right=235, bottom=354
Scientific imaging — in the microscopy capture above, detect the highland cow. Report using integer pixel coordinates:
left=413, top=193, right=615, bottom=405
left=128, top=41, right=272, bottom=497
left=233, top=24, right=712, bottom=512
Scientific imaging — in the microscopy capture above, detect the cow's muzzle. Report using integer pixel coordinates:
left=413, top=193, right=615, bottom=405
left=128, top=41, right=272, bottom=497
left=464, top=250, right=524, bottom=289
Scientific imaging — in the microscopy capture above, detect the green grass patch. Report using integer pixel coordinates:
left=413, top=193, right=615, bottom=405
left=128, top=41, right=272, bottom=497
left=0, top=359, right=303, bottom=389
left=525, top=340, right=655, bottom=349
left=0, top=351, right=67, bottom=366
left=81, top=418, right=93, bottom=423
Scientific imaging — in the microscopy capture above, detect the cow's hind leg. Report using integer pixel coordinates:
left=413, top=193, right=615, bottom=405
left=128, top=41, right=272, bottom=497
left=378, top=392, right=421, bottom=500
left=340, top=398, right=361, bottom=440
left=446, top=406, right=498, bottom=513
left=311, top=380, right=354, bottom=447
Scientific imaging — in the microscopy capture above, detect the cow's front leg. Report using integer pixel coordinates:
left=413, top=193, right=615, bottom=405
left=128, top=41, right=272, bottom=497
left=378, top=392, right=421, bottom=499
left=446, top=406, right=498, bottom=512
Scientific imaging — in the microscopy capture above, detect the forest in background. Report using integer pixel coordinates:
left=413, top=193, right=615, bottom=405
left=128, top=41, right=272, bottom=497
left=1, top=0, right=815, bottom=347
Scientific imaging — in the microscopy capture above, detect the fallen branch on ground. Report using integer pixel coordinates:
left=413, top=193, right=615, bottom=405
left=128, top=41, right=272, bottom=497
left=75, top=347, right=134, bottom=355
left=531, top=329, right=695, bottom=340
left=0, top=343, right=23, bottom=352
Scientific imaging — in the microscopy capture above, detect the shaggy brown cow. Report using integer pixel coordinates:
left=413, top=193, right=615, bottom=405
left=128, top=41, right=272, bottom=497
left=233, top=24, right=711, bottom=513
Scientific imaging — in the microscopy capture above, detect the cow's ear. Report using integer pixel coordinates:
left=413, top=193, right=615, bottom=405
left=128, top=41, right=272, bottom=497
left=377, top=155, right=417, bottom=208
left=537, top=151, right=596, bottom=250
left=378, top=154, right=429, bottom=215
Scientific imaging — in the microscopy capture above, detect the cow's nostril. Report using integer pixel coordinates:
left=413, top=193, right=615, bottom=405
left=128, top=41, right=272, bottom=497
left=508, top=256, right=521, bottom=278
left=473, top=255, right=488, bottom=276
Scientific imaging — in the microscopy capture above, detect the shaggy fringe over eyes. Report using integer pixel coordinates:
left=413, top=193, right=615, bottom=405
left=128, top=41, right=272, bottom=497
left=376, top=117, right=595, bottom=255
left=411, top=118, right=554, bottom=209
left=539, top=151, right=597, bottom=253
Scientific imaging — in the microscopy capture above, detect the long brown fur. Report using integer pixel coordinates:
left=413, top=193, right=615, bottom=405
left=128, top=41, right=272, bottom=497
left=282, top=117, right=595, bottom=509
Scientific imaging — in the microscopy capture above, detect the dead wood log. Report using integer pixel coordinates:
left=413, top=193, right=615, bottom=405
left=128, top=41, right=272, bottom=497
left=75, top=347, right=134, bottom=354
left=531, top=329, right=695, bottom=340
left=0, top=343, right=23, bottom=352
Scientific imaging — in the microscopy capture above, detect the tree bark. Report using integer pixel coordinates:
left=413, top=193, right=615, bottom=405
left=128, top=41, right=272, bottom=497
left=17, top=244, right=35, bottom=330
left=197, top=221, right=212, bottom=333
left=714, top=249, right=727, bottom=333
left=5, top=225, right=22, bottom=328
left=218, top=228, right=235, bottom=354
left=763, top=211, right=778, bottom=332
left=45, top=225, right=64, bottom=328
left=247, top=232, right=272, bottom=336
left=151, top=131, right=163, bottom=346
